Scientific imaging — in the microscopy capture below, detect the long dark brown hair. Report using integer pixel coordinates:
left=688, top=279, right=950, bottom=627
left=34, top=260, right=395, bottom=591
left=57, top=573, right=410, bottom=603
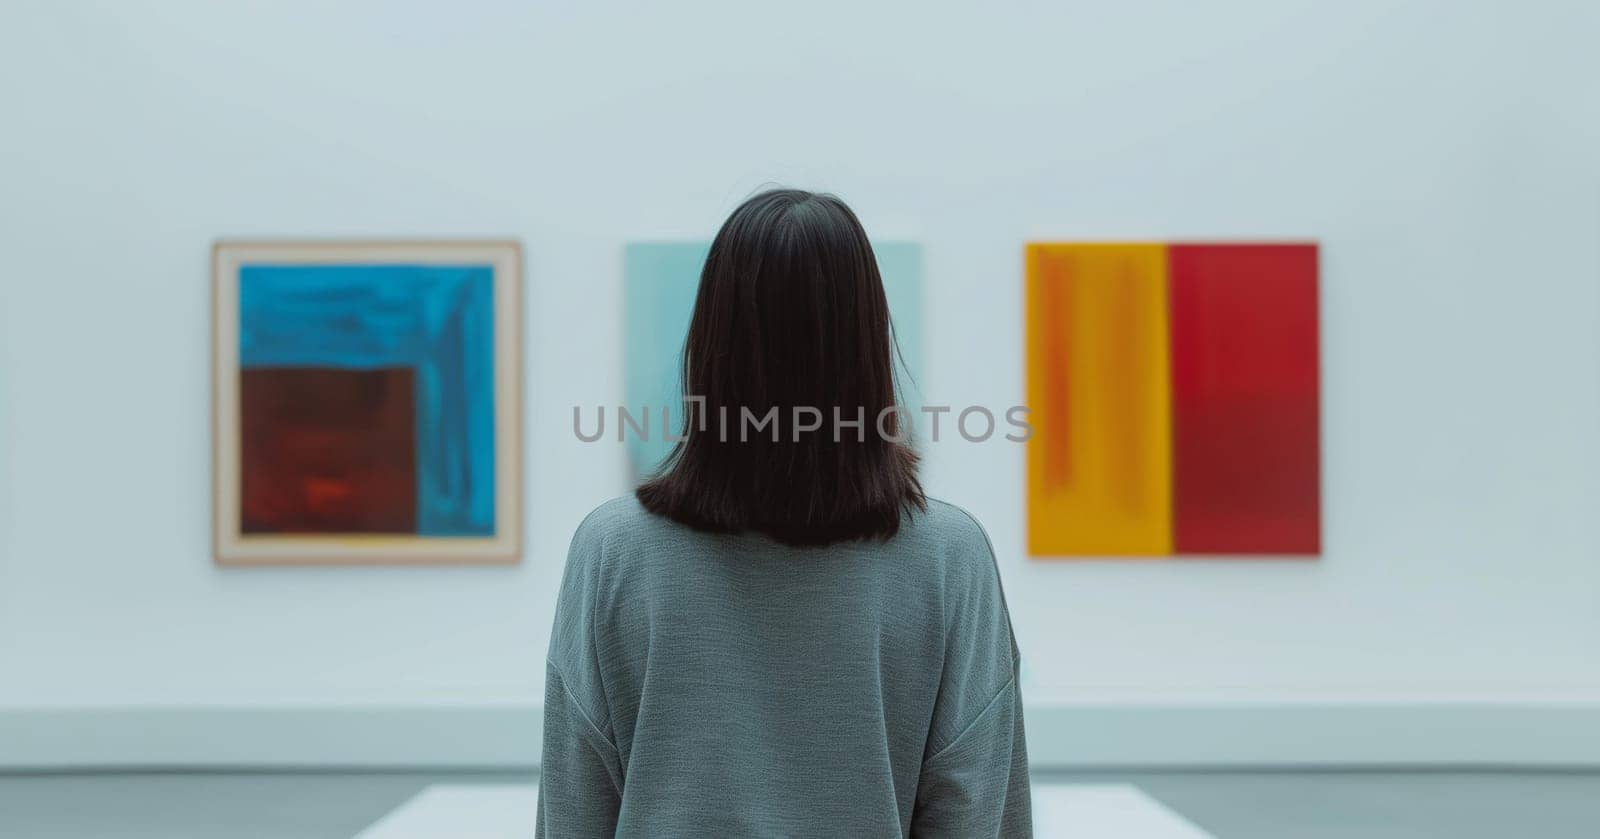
left=636, top=189, right=925, bottom=546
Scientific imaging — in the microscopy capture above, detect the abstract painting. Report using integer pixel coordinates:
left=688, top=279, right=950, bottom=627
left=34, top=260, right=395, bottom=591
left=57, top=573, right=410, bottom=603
left=213, top=241, right=522, bottom=564
left=623, top=241, right=923, bottom=479
left=1026, top=242, right=1320, bottom=557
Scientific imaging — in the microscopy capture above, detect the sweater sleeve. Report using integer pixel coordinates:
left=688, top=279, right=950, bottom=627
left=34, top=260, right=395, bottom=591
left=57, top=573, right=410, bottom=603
left=910, top=668, right=1030, bottom=838
left=536, top=515, right=623, bottom=838
left=911, top=506, right=1032, bottom=838
left=536, top=663, right=623, bottom=838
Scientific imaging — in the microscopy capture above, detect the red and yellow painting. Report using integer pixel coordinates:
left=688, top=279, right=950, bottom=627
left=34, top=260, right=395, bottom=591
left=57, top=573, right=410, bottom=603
left=1025, top=243, right=1320, bottom=557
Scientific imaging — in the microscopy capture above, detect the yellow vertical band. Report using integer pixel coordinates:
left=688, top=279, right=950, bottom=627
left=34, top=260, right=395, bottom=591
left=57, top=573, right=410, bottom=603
left=1026, top=244, right=1173, bottom=556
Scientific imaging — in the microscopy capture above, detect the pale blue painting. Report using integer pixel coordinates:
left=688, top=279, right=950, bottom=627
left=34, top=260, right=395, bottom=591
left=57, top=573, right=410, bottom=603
left=623, top=241, right=924, bottom=479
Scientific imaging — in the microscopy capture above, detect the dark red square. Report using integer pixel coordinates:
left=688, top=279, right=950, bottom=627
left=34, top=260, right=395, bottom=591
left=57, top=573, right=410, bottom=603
left=240, top=367, right=417, bottom=534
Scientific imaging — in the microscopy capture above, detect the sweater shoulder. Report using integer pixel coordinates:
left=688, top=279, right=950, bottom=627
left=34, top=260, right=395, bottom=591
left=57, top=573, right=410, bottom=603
left=568, top=494, right=685, bottom=562
left=914, top=498, right=995, bottom=561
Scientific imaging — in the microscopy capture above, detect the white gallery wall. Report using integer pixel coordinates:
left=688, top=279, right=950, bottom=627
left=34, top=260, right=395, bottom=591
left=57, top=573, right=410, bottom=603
left=1, top=0, right=1598, bottom=767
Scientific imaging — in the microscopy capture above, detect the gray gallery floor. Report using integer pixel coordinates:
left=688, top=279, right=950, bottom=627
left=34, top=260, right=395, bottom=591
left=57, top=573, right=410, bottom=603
left=0, top=769, right=1596, bottom=838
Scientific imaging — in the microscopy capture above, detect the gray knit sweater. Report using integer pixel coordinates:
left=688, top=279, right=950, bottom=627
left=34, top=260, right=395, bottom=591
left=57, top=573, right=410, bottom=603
left=536, top=495, right=1030, bottom=838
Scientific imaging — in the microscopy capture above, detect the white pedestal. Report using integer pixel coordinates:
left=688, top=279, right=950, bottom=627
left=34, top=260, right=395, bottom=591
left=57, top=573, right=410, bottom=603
left=354, top=782, right=1215, bottom=838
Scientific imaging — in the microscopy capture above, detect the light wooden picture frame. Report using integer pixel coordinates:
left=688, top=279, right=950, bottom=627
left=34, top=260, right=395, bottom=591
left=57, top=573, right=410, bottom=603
left=212, top=240, right=523, bottom=565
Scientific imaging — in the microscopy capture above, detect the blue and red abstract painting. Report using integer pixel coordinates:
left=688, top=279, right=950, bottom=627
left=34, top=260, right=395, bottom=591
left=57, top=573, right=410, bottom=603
left=214, top=242, right=521, bottom=564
